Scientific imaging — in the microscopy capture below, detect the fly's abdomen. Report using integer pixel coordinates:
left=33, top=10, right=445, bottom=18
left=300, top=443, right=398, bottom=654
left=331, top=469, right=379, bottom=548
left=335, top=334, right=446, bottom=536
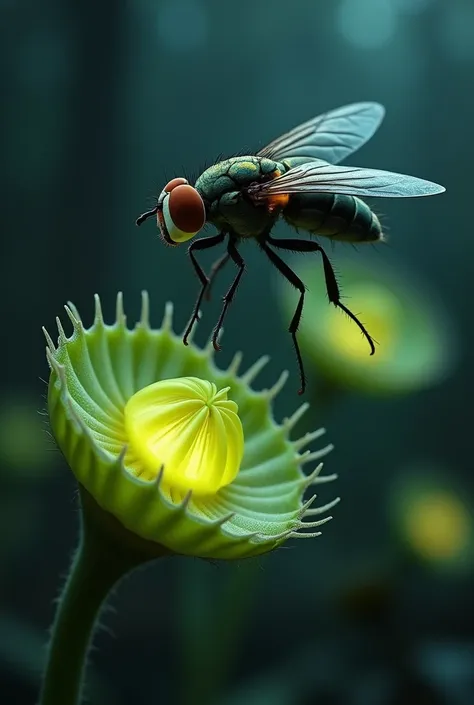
left=283, top=193, right=383, bottom=243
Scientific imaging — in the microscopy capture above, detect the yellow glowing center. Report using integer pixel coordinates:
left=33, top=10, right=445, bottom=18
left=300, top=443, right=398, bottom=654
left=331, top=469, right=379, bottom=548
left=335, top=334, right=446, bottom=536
left=327, top=283, right=401, bottom=361
left=404, top=491, right=471, bottom=561
left=124, top=377, right=243, bottom=496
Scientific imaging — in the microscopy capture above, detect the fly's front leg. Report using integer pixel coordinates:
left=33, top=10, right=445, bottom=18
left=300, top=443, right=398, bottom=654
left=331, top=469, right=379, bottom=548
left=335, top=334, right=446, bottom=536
left=212, top=239, right=245, bottom=351
left=267, top=234, right=376, bottom=355
left=182, top=232, right=226, bottom=345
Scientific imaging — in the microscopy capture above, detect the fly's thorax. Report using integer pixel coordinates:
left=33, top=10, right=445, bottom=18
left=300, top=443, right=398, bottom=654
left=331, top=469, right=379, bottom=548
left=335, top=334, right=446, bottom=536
left=194, top=156, right=282, bottom=202
left=195, top=156, right=283, bottom=238
left=283, top=193, right=383, bottom=243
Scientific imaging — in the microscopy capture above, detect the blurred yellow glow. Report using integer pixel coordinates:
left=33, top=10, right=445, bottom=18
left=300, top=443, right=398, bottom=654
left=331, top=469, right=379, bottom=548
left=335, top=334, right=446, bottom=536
left=326, top=283, right=401, bottom=361
left=404, top=490, right=471, bottom=561
left=124, top=376, right=243, bottom=496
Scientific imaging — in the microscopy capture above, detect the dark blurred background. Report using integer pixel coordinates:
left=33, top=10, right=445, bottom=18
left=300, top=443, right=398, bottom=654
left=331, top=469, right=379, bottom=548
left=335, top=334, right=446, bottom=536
left=2, top=1, right=473, bottom=703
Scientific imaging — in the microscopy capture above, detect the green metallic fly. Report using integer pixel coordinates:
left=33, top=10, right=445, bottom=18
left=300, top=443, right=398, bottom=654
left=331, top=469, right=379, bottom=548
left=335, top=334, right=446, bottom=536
left=137, top=102, right=445, bottom=394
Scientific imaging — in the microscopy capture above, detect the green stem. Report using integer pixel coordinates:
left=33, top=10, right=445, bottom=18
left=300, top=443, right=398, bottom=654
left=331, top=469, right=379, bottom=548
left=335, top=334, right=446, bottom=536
left=39, top=538, right=120, bottom=704
left=39, top=488, right=166, bottom=705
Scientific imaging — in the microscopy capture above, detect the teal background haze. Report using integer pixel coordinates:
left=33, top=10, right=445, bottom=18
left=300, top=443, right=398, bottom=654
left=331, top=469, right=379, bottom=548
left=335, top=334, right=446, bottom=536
left=1, top=1, right=473, bottom=704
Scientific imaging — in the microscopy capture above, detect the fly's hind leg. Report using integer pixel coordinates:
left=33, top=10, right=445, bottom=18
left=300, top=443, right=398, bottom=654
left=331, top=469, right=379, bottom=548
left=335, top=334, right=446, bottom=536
left=267, top=234, right=376, bottom=355
left=182, top=232, right=226, bottom=345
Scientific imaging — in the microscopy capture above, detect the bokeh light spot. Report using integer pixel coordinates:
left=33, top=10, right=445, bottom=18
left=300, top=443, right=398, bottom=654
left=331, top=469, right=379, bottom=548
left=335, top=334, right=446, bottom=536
left=337, top=0, right=398, bottom=49
left=404, top=490, right=471, bottom=562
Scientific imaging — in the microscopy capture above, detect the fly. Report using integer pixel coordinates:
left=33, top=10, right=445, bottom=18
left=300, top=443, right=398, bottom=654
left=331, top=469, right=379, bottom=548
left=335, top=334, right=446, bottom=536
left=136, top=102, right=445, bottom=394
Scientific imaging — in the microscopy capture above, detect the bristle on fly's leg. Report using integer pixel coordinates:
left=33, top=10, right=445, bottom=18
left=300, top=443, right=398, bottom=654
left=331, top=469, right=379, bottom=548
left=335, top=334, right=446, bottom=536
left=205, top=325, right=224, bottom=354
left=183, top=312, right=200, bottom=346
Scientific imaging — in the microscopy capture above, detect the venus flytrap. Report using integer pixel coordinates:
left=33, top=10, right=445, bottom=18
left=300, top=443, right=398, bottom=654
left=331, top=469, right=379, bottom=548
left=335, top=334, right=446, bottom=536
left=40, top=292, right=337, bottom=705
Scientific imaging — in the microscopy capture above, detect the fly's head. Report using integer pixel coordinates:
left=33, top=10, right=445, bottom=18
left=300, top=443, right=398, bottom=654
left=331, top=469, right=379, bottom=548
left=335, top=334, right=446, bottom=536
left=136, top=178, right=206, bottom=246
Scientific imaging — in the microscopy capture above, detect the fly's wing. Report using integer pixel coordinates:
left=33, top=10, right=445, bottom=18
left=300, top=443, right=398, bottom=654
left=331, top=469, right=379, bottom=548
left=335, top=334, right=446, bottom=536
left=257, top=102, right=385, bottom=165
left=249, top=162, right=446, bottom=199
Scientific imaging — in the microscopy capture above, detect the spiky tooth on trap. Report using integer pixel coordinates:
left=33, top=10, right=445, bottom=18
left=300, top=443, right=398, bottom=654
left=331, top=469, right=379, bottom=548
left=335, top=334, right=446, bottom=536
left=300, top=444, right=334, bottom=466
left=139, top=291, right=150, bottom=329
left=265, top=370, right=288, bottom=400
left=227, top=351, right=243, bottom=375
left=55, top=316, right=67, bottom=344
left=64, top=305, right=82, bottom=334
left=293, top=428, right=327, bottom=452
left=297, top=515, right=333, bottom=530
left=42, top=326, right=56, bottom=353
left=66, top=301, right=82, bottom=323
left=115, top=292, right=126, bottom=328
left=305, top=497, right=341, bottom=517
left=283, top=402, right=309, bottom=432
left=94, top=294, right=104, bottom=326
left=161, top=302, right=174, bottom=332
left=240, top=355, right=270, bottom=385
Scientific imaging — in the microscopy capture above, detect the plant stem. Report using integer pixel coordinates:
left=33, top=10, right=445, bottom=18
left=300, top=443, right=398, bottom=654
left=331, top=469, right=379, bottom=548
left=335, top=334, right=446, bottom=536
left=39, top=489, right=160, bottom=705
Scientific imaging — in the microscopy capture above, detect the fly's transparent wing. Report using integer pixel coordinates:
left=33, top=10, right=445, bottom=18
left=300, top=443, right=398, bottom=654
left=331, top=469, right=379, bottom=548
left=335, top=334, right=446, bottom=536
left=257, top=102, right=385, bottom=165
left=249, top=162, right=446, bottom=199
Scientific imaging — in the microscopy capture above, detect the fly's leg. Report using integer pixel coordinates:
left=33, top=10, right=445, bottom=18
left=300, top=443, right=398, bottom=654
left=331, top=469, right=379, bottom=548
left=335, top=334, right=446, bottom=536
left=205, top=252, right=231, bottom=301
left=212, top=239, right=245, bottom=351
left=183, top=232, right=226, bottom=345
left=259, top=240, right=308, bottom=395
left=268, top=234, right=376, bottom=355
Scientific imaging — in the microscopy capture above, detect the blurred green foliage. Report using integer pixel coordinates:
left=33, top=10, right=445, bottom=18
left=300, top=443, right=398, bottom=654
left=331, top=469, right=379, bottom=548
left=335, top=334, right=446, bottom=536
left=0, top=398, right=52, bottom=478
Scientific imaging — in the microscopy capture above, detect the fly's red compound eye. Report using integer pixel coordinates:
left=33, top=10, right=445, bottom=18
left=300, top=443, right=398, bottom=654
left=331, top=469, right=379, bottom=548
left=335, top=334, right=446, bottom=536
left=162, top=184, right=206, bottom=244
left=164, top=177, right=188, bottom=193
